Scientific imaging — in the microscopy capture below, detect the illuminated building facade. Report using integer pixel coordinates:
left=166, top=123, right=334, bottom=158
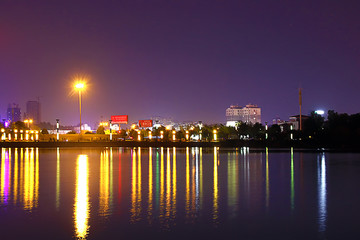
left=226, top=104, right=261, bottom=127
left=26, top=100, right=41, bottom=124
left=7, top=103, right=21, bottom=122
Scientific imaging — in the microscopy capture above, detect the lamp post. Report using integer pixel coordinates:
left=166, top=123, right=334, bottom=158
left=213, top=129, right=217, bottom=141
left=74, top=82, right=85, bottom=134
left=24, top=119, right=33, bottom=129
left=137, top=130, right=141, bottom=141
left=109, top=120, right=112, bottom=141
left=1, top=128, right=5, bottom=141
left=160, top=131, right=164, bottom=140
left=172, top=130, right=176, bottom=141
left=265, top=121, right=268, bottom=140
left=56, top=119, right=60, bottom=141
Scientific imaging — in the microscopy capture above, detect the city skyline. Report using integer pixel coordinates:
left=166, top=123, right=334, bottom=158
left=1, top=1, right=359, bottom=126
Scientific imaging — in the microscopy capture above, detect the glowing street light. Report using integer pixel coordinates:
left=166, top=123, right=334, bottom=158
left=185, top=130, right=189, bottom=141
left=24, top=119, right=33, bottom=129
left=213, top=129, right=217, bottom=141
left=14, top=129, right=18, bottom=141
left=160, top=131, right=164, bottom=140
left=56, top=119, right=60, bottom=141
left=1, top=128, right=5, bottom=141
left=148, top=131, right=152, bottom=140
left=265, top=121, right=268, bottom=140
left=137, top=130, right=141, bottom=141
left=172, top=130, right=176, bottom=141
left=74, top=81, right=86, bottom=134
left=99, top=122, right=109, bottom=127
left=109, top=120, right=113, bottom=141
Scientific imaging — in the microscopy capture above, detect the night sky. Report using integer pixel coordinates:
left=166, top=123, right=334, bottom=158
left=1, top=0, right=360, bottom=126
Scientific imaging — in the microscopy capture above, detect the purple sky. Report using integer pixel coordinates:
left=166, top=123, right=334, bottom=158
left=1, top=0, right=360, bottom=126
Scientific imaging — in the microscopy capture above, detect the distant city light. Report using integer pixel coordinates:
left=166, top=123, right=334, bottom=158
left=315, top=110, right=325, bottom=115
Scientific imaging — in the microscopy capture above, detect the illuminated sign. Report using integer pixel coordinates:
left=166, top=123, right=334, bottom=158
left=139, top=120, right=153, bottom=128
left=111, top=115, right=128, bottom=124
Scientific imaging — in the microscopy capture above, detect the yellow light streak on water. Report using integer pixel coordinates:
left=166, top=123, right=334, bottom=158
left=109, top=148, right=113, bottom=212
left=14, top=148, right=18, bottom=204
left=23, top=148, right=35, bottom=210
left=166, top=148, right=171, bottom=219
left=99, top=150, right=110, bottom=217
left=185, top=147, right=190, bottom=219
left=74, top=154, right=89, bottom=239
left=130, top=149, right=137, bottom=223
left=0, top=148, right=5, bottom=204
left=56, top=147, right=60, bottom=210
left=35, top=148, right=39, bottom=208
left=148, top=147, right=153, bottom=223
left=171, top=147, right=177, bottom=219
left=20, top=148, right=24, bottom=207
left=137, top=148, right=142, bottom=220
left=160, top=147, right=164, bottom=221
left=191, top=148, right=195, bottom=216
left=213, top=147, right=219, bottom=223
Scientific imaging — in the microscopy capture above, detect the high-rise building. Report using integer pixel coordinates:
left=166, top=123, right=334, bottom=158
left=226, top=104, right=261, bottom=127
left=26, top=100, right=41, bottom=124
left=7, top=103, right=21, bottom=123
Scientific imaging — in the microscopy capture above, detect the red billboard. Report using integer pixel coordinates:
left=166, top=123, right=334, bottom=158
left=139, top=120, right=153, bottom=128
left=111, top=115, right=128, bottom=123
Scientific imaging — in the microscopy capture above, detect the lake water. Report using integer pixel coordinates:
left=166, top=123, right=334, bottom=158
left=0, top=147, right=359, bottom=239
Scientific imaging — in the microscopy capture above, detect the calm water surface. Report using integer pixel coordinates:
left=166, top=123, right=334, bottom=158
left=0, top=147, right=359, bottom=239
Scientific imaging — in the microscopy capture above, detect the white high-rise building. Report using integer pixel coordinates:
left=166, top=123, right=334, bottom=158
left=226, top=104, right=261, bottom=127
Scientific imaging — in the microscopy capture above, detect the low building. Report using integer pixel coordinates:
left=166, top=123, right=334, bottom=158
left=226, top=104, right=261, bottom=127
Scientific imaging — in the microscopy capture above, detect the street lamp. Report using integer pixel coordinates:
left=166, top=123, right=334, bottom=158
left=74, top=81, right=86, bottom=134
left=56, top=119, right=60, bottom=141
left=172, top=130, right=176, bottom=141
left=1, top=128, right=5, bottom=141
left=109, top=120, right=112, bottom=141
left=24, top=119, right=33, bottom=129
left=160, top=131, right=164, bottom=140
left=265, top=122, right=268, bottom=140
left=213, top=129, right=217, bottom=141
left=137, top=130, right=141, bottom=141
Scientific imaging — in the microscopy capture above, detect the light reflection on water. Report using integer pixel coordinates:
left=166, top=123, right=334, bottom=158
left=0, top=147, right=339, bottom=239
left=74, top=154, right=89, bottom=239
left=0, top=148, right=39, bottom=211
left=318, top=153, right=327, bottom=233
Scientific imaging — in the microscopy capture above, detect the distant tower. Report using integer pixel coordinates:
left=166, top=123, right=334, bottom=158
left=26, top=100, right=41, bottom=124
left=7, top=103, right=21, bottom=122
